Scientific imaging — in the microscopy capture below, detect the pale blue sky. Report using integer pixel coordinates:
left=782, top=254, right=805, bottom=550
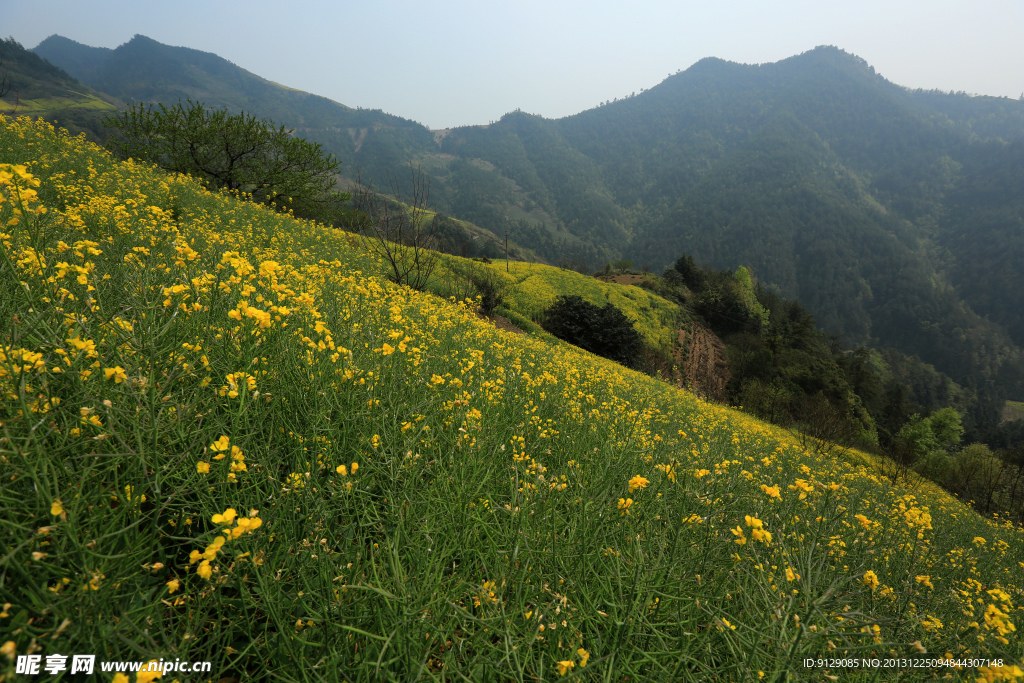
left=3, top=0, right=1022, bottom=129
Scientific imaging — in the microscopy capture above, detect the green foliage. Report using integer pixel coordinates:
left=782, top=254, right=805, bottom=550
left=670, top=253, right=705, bottom=291
left=543, top=294, right=644, bottom=368
left=893, top=408, right=964, bottom=471
left=665, top=254, right=877, bottom=448
left=467, top=266, right=506, bottom=315
left=895, top=415, right=940, bottom=463
left=671, top=258, right=769, bottom=336
left=1, top=37, right=95, bottom=102
left=734, top=266, right=769, bottom=327
left=104, top=100, right=345, bottom=223
left=929, top=407, right=965, bottom=449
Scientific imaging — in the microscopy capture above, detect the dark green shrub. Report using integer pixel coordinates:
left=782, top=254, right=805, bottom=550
left=468, top=267, right=505, bottom=316
left=543, top=295, right=643, bottom=368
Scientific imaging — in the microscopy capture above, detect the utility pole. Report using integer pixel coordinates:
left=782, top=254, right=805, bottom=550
left=505, top=229, right=509, bottom=273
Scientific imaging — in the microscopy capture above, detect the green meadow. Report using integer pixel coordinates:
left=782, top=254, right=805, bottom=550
left=1, top=115, right=1023, bottom=682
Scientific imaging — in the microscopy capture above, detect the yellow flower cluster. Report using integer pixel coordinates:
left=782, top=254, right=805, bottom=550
left=202, top=435, right=248, bottom=481
left=188, top=508, right=262, bottom=580
left=0, top=163, right=47, bottom=225
left=628, top=475, right=649, bottom=492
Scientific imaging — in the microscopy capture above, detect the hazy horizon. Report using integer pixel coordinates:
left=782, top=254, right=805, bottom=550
left=3, top=0, right=1023, bottom=129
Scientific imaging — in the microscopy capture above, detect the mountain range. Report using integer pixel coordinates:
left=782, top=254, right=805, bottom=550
left=9, top=33, right=1024, bottom=422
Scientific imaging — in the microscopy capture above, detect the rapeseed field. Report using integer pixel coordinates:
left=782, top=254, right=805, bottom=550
left=1, top=115, right=1022, bottom=682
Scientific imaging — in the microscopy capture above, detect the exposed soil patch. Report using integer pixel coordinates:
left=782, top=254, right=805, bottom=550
left=480, top=313, right=526, bottom=335
left=674, top=322, right=730, bottom=403
left=348, top=127, right=369, bottom=153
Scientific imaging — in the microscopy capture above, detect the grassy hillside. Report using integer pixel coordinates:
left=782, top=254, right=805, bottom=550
left=432, top=257, right=680, bottom=351
left=2, top=114, right=1024, bottom=681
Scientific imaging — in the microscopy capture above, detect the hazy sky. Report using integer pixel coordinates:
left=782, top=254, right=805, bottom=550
left=4, top=0, right=1023, bottom=129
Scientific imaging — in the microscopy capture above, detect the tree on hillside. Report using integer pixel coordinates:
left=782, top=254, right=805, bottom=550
left=103, top=100, right=344, bottom=223
left=543, top=295, right=643, bottom=368
left=612, top=258, right=633, bottom=274
left=351, top=166, right=440, bottom=291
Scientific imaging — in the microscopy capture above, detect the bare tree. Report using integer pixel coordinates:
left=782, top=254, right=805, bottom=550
left=353, top=165, right=440, bottom=291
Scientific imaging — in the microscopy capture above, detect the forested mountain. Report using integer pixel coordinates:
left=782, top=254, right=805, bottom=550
left=25, top=36, right=1024, bottom=422
left=32, top=34, right=438, bottom=184
left=429, top=48, right=1024, bottom=419
left=0, top=37, right=117, bottom=140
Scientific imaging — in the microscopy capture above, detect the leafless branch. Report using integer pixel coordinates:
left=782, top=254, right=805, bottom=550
left=353, top=165, right=440, bottom=291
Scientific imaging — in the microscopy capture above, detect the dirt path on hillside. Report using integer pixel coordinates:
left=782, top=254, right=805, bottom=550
left=480, top=313, right=526, bottom=335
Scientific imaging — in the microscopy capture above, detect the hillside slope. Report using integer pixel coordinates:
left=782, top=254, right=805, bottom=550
left=2, top=114, right=1024, bottom=681
left=28, top=36, right=1024, bottom=427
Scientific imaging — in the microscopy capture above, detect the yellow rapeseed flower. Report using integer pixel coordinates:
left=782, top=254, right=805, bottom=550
left=212, top=508, right=238, bottom=525
left=136, top=660, right=163, bottom=682
left=628, top=475, right=649, bottom=492
left=103, top=366, right=128, bottom=383
left=976, top=664, right=1024, bottom=682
